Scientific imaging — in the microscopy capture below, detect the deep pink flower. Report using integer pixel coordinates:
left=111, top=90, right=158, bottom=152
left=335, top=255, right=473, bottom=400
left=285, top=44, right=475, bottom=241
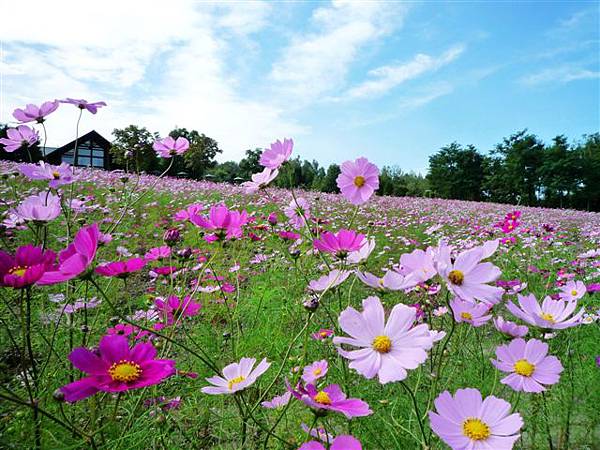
left=106, top=323, right=139, bottom=338
left=336, top=157, right=379, bottom=205
left=0, top=245, right=56, bottom=288
left=260, top=138, right=293, bottom=169
left=154, top=295, right=201, bottom=325
left=60, top=98, right=106, bottom=114
left=19, top=161, right=75, bottom=188
left=60, top=334, right=176, bottom=402
left=14, top=191, right=61, bottom=222
left=13, top=101, right=59, bottom=123
left=429, top=388, right=523, bottom=450
left=451, top=298, right=492, bottom=327
left=288, top=382, right=372, bottom=419
left=173, top=203, right=204, bottom=221
left=299, top=435, right=362, bottom=450
left=279, top=230, right=300, bottom=241
left=347, top=237, right=375, bottom=264
left=242, top=167, right=279, bottom=193
left=492, top=338, right=563, bottom=393
left=311, top=329, right=333, bottom=340
left=506, top=293, right=584, bottom=329
left=0, top=125, right=39, bottom=152
left=313, top=229, right=365, bottom=259
left=493, top=316, right=528, bottom=338
left=153, top=136, right=190, bottom=158
left=284, top=197, right=310, bottom=229
left=95, top=257, right=146, bottom=278
left=144, top=246, right=171, bottom=261
left=38, top=224, right=100, bottom=285
left=190, top=204, right=248, bottom=241
left=201, top=357, right=270, bottom=394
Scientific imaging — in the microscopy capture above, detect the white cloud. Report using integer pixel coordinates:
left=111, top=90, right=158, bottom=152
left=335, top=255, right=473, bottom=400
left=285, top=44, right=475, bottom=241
left=520, top=65, right=599, bottom=85
left=343, top=44, right=465, bottom=99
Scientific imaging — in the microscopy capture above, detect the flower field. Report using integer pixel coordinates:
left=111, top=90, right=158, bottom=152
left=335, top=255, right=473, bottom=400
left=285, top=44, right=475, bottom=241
left=1, top=102, right=600, bottom=449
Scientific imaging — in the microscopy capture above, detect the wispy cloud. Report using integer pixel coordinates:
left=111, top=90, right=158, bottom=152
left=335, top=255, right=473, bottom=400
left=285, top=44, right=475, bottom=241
left=520, top=65, right=599, bottom=85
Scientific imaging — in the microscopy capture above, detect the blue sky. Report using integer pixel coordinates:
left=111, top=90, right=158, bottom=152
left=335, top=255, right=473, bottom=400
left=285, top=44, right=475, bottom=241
left=1, top=1, right=598, bottom=173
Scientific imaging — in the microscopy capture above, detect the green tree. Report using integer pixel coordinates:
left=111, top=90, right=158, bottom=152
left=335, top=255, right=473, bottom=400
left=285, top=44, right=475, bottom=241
left=574, top=133, right=600, bottom=211
left=238, top=148, right=262, bottom=179
left=320, top=164, right=341, bottom=193
left=110, top=125, right=159, bottom=173
left=427, top=143, right=485, bottom=200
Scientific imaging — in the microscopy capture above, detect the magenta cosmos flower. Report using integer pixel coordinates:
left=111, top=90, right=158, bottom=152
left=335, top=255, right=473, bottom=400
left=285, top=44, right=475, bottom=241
left=0, top=125, right=39, bottom=152
left=15, top=191, right=61, bottom=223
left=13, top=101, right=59, bottom=123
left=308, top=269, right=350, bottom=292
left=313, top=229, right=365, bottom=259
left=190, top=204, right=248, bottom=241
left=260, top=138, right=293, bottom=169
left=153, top=136, right=190, bottom=158
left=429, top=388, right=523, bottom=450
left=492, top=338, right=563, bottom=393
left=288, top=382, right=372, bottom=419
left=95, top=257, right=146, bottom=278
left=506, top=293, right=584, bottom=329
left=19, top=161, right=75, bottom=188
left=300, top=435, right=362, bottom=450
left=558, top=280, right=586, bottom=301
left=201, top=357, right=270, bottom=395
left=154, top=295, right=201, bottom=325
left=493, top=316, right=528, bottom=338
left=0, top=245, right=56, bottom=288
left=60, top=98, right=107, bottom=114
left=242, top=167, right=279, bottom=194
left=451, top=298, right=492, bottom=327
left=144, top=245, right=171, bottom=261
left=336, top=157, right=379, bottom=205
left=60, top=334, right=176, bottom=402
left=333, top=296, right=436, bottom=383
left=284, top=197, right=310, bottom=229
left=38, top=223, right=100, bottom=285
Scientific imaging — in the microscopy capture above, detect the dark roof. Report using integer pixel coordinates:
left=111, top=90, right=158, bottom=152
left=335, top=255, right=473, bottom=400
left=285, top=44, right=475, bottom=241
left=55, top=130, right=111, bottom=154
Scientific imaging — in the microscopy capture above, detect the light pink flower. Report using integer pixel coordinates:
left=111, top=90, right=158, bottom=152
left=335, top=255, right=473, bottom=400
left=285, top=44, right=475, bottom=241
left=260, top=138, right=293, bottom=169
left=493, top=316, right=528, bottom=338
left=201, top=357, right=270, bottom=395
left=299, top=435, right=362, bottom=450
left=308, top=269, right=350, bottom=292
left=288, top=382, right=372, bottom=418
left=284, top=197, right=310, bottom=229
left=153, top=136, right=189, bottom=158
left=356, top=270, right=416, bottom=291
left=302, top=360, right=328, bottom=384
left=451, top=298, right=492, bottom=327
left=13, top=101, right=59, bottom=123
left=558, top=280, right=586, bottom=301
left=242, top=167, right=279, bottom=193
left=15, top=191, right=61, bottom=222
left=506, top=294, right=584, bottom=330
left=261, top=391, right=292, bottom=409
left=399, top=247, right=437, bottom=284
left=336, top=157, right=379, bottom=205
left=0, top=125, right=39, bottom=152
left=347, top=237, right=375, bottom=264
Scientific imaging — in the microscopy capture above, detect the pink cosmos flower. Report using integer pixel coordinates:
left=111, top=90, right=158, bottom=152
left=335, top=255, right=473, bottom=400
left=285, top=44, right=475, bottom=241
left=313, top=229, right=365, bottom=259
left=288, top=382, right=372, bottom=419
left=333, top=296, right=436, bottom=383
left=284, top=197, right=310, bottom=229
left=201, top=357, right=270, bottom=395
left=279, top=230, right=300, bottom=241
left=60, top=98, right=107, bottom=114
left=429, top=388, right=523, bottom=450
left=558, top=280, right=586, bottom=301
left=19, top=161, right=75, bottom=188
left=506, top=293, right=584, bottom=330
left=95, top=257, right=146, bottom=278
left=399, top=247, right=437, bottom=284
left=15, top=191, right=61, bottom=222
left=190, top=204, right=248, bottom=241
left=0, top=245, right=56, bottom=288
left=0, top=125, right=39, bottom=152
left=260, top=138, right=293, bottom=169
left=60, top=334, right=176, bottom=402
left=437, top=240, right=504, bottom=305
left=173, top=203, right=204, bottom=221
left=145, top=246, right=171, bottom=261
left=299, top=435, right=362, bottom=450
left=493, top=316, right=528, bottom=338
left=38, top=224, right=100, bottom=285
left=336, top=157, right=379, bottom=205
left=154, top=295, right=201, bottom=325
left=261, top=391, right=292, bottom=409
left=308, top=269, right=350, bottom=292
left=242, top=167, right=279, bottom=194
left=347, top=237, right=375, bottom=264
left=311, top=329, right=333, bottom=340
left=450, top=298, right=492, bottom=327
left=356, top=270, right=416, bottom=291
left=13, top=101, right=59, bottom=123
left=302, top=360, right=328, bottom=384
left=491, top=338, right=563, bottom=393
left=153, top=136, right=190, bottom=158
left=106, top=323, right=139, bottom=338
left=300, top=423, right=333, bottom=444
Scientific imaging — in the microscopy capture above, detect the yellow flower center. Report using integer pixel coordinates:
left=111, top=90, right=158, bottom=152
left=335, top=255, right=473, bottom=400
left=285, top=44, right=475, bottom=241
left=52, top=171, right=61, bottom=179
left=8, top=266, right=28, bottom=277
left=108, top=360, right=142, bottom=382
left=461, top=312, right=473, bottom=321
left=372, top=335, right=392, bottom=353
left=353, top=175, right=366, bottom=187
left=448, top=270, right=464, bottom=285
left=514, top=359, right=535, bottom=377
left=539, top=312, right=556, bottom=324
left=378, top=278, right=385, bottom=287
left=319, top=331, right=328, bottom=338
left=570, top=290, right=578, bottom=296
left=462, top=418, right=491, bottom=441
left=314, top=391, right=332, bottom=405
left=227, top=375, right=246, bottom=391
left=313, top=368, right=322, bottom=376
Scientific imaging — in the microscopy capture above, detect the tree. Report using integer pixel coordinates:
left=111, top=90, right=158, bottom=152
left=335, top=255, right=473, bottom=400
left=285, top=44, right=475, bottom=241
left=110, top=125, right=159, bottom=173
left=168, top=128, right=221, bottom=179
left=320, top=164, right=341, bottom=193
left=574, top=133, right=600, bottom=211
left=427, top=143, right=485, bottom=200
left=238, top=148, right=262, bottom=180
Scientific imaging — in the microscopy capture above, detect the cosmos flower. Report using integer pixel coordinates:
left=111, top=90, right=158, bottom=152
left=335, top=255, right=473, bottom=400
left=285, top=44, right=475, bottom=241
left=284, top=197, right=311, bottom=229
left=60, top=334, right=175, bottom=402
left=13, top=101, right=59, bottom=123
left=201, top=357, right=270, bottom=395
left=356, top=269, right=416, bottom=292
left=0, top=125, right=39, bottom=152
left=493, top=316, right=528, bottom=338
left=347, top=237, right=375, bottom=264
left=190, top=204, right=248, bottom=241
left=19, top=161, right=75, bottom=188
left=242, top=167, right=279, bottom=194
left=59, top=98, right=107, bottom=114
left=313, top=229, right=365, bottom=259
left=300, top=423, right=333, bottom=445
left=279, top=230, right=300, bottom=241
left=153, top=136, right=190, bottom=158
left=15, top=191, right=61, bottom=222
left=491, top=338, right=563, bottom=393
left=299, top=435, right=362, bottom=450
left=308, top=269, right=350, bottom=292
left=333, top=296, right=436, bottom=383
left=0, top=245, right=56, bottom=288
left=173, top=203, right=204, bottom=221
left=261, top=391, right=292, bottom=409
left=301, top=360, right=328, bottom=384
left=429, top=388, right=523, bottom=450
left=558, top=280, right=586, bottom=301
left=398, top=247, right=437, bottom=284
left=260, top=138, right=293, bottom=169
left=311, top=329, right=333, bottom=340
left=506, top=293, right=584, bottom=330
left=450, top=298, right=492, bottom=327
left=288, top=382, right=372, bottom=419
left=95, top=257, right=146, bottom=278
left=144, top=246, right=171, bottom=261
left=336, top=157, right=379, bottom=205
left=154, top=295, right=201, bottom=325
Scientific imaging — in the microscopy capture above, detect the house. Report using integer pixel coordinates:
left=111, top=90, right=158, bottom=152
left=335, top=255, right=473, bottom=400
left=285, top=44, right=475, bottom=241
left=45, top=130, right=112, bottom=169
